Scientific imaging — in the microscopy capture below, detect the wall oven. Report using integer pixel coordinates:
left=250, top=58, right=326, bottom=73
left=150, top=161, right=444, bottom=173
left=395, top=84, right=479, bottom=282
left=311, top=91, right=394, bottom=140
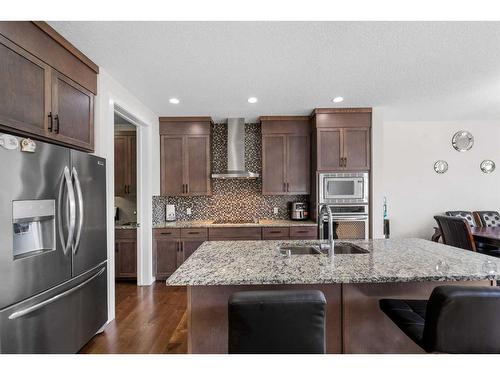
left=319, top=205, right=369, bottom=240
left=319, top=172, right=369, bottom=205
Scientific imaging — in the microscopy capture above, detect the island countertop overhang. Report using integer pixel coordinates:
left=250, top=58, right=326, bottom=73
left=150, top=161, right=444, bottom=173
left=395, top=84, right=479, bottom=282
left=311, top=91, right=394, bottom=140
left=165, top=238, right=499, bottom=286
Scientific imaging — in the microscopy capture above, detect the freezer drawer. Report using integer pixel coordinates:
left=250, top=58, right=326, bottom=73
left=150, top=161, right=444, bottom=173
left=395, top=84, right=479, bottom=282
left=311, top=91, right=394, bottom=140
left=0, top=262, right=107, bottom=353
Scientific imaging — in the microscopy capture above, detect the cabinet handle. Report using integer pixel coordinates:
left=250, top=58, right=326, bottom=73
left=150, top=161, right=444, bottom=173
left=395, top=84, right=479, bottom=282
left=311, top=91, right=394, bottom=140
left=283, top=182, right=286, bottom=192
left=287, top=182, right=289, bottom=192
left=161, top=232, right=172, bottom=235
left=187, top=231, right=199, bottom=235
left=344, top=157, right=347, bottom=167
left=48, top=112, right=53, bottom=132
left=269, top=231, right=282, bottom=234
left=54, top=115, right=60, bottom=134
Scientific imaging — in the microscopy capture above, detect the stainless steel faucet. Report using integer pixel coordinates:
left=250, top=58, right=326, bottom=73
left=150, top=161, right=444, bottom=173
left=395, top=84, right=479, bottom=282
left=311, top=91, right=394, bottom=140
left=320, top=204, right=335, bottom=256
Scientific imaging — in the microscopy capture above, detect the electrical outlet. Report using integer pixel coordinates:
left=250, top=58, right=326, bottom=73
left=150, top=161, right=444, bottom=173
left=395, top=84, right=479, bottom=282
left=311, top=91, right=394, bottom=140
left=273, top=207, right=279, bottom=215
left=186, top=208, right=192, bottom=215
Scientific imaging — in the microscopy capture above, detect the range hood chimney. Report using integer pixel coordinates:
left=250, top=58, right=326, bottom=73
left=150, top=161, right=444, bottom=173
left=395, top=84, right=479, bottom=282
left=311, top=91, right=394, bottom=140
left=211, top=118, right=259, bottom=179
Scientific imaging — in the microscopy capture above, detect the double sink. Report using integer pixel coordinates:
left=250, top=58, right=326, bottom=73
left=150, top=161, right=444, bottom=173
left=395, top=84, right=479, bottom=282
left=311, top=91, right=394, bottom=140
left=279, top=242, right=368, bottom=256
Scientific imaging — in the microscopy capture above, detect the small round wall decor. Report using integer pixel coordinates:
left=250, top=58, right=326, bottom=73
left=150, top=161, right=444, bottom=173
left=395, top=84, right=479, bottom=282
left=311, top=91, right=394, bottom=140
left=480, top=160, right=495, bottom=174
left=452, top=130, right=474, bottom=152
left=434, top=160, right=449, bottom=174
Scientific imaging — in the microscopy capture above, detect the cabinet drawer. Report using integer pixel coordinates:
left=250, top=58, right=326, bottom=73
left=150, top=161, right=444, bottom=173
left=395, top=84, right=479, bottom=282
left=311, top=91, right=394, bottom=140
left=262, top=227, right=290, bottom=240
left=290, top=226, right=318, bottom=239
left=181, top=228, right=208, bottom=239
left=115, top=229, right=137, bottom=239
left=209, top=227, right=262, bottom=241
left=153, top=228, right=181, bottom=239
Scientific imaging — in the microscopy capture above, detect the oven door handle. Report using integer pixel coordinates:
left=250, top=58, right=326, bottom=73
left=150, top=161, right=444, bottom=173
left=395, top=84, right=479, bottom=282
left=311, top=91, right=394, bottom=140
left=323, top=216, right=368, bottom=221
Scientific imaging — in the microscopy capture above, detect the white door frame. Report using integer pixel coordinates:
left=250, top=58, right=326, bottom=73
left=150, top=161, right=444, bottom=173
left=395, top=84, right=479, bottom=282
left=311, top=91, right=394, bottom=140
left=112, top=103, right=155, bottom=288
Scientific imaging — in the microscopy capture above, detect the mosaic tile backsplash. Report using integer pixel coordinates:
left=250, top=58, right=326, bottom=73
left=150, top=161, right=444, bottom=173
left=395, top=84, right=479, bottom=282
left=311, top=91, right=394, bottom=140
left=152, top=123, right=309, bottom=223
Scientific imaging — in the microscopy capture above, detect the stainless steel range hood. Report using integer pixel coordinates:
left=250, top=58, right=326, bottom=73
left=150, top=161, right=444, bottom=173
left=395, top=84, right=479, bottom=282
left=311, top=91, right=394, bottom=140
left=211, top=118, right=259, bottom=179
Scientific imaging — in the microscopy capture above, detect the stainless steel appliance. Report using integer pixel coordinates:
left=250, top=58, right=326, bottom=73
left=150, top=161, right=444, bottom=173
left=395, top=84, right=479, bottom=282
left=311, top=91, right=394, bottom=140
left=289, top=202, right=309, bottom=220
left=318, top=172, right=369, bottom=204
left=319, top=204, right=369, bottom=240
left=0, top=133, right=107, bottom=353
left=211, top=118, right=259, bottom=179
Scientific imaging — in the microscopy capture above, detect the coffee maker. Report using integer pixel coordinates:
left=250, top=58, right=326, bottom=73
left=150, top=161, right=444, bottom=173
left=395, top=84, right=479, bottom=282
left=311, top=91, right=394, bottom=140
left=289, top=202, right=309, bottom=221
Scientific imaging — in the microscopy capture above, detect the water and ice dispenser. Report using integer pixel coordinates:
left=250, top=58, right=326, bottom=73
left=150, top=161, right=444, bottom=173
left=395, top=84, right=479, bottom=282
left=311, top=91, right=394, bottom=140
left=12, top=200, right=56, bottom=259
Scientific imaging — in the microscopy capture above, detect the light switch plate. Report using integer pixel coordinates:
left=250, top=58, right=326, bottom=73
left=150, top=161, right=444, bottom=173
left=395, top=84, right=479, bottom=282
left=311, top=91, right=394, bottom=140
left=186, top=208, right=192, bottom=215
left=273, top=207, right=279, bottom=214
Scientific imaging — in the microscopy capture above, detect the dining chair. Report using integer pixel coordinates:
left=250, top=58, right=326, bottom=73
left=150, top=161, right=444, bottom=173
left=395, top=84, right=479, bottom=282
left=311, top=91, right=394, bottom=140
left=380, top=285, right=500, bottom=353
left=434, top=215, right=476, bottom=251
left=445, top=211, right=478, bottom=228
left=474, top=211, right=500, bottom=228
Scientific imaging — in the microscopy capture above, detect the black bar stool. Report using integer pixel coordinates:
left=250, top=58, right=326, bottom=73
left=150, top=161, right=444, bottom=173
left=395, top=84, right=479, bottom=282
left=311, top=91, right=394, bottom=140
left=228, top=290, right=326, bottom=354
left=380, top=286, right=500, bottom=353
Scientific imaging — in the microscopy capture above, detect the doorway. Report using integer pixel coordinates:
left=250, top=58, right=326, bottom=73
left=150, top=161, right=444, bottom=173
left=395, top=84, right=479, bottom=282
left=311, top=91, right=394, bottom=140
left=113, top=111, right=138, bottom=285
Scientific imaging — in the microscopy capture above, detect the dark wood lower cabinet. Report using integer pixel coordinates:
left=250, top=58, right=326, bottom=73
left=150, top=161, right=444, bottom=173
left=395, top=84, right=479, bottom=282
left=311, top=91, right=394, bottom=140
left=153, top=225, right=318, bottom=280
left=153, top=228, right=208, bottom=280
left=115, top=229, right=137, bottom=280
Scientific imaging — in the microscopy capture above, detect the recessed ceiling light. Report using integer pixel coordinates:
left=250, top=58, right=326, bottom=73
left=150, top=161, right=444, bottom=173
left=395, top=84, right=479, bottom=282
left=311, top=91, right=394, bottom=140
left=332, top=96, right=344, bottom=103
left=169, top=98, right=180, bottom=104
left=248, top=97, right=258, bottom=104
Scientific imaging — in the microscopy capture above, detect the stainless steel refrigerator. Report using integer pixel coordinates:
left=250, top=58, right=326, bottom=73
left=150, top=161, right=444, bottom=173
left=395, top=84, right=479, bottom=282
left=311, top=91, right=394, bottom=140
left=0, top=133, right=108, bottom=353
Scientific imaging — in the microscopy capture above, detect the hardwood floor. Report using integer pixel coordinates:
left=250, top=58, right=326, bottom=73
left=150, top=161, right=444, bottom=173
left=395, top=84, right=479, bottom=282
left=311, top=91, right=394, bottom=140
left=79, top=282, right=188, bottom=354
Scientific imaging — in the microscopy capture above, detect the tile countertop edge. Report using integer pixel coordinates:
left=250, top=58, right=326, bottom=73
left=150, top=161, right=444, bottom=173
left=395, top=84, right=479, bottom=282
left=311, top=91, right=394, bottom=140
left=153, top=219, right=318, bottom=228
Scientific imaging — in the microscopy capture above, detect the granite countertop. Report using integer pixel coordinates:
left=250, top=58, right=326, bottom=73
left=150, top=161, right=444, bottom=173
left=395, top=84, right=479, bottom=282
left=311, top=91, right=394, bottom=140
left=115, top=224, right=139, bottom=229
left=166, top=238, right=500, bottom=286
left=153, top=219, right=317, bottom=229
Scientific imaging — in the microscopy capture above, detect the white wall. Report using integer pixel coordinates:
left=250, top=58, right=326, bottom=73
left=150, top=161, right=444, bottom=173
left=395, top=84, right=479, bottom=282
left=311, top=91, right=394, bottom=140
left=94, top=68, right=160, bottom=321
left=372, top=110, right=500, bottom=239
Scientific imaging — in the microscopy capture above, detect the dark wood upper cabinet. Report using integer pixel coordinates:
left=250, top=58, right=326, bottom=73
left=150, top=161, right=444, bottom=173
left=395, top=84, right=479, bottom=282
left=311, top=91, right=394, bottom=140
left=312, top=108, right=371, bottom=171
left=260, top=116, right=310, bottom=195
left=0, top=35, right=51, bottom=137
left=343, top=128, right=370, bottom=170
left=51, top=71, right=94, bottom=151
left=0, top=22, right=98, bottom=152
left=159, top=117, right=212, bottom=196
left=262, top=135, right=286, bottom=194
left=114, top=131, right=136, bottom=197
left=114, top=136, right=128, bottom=197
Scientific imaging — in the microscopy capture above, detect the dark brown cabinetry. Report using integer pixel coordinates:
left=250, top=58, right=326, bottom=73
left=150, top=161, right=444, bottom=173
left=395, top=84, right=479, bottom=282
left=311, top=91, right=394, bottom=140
left=159, top=117, right=212, bottom=196
left=114, top=131, right=136, bottom=197
left=260, top=116, right=311, bottom=195
left=153, top=228, right=208, bottom=280
left=0, top=22, right=98, bottom=152
left=115, top=229, right=137, bottom=280
left=312, top=109, right=371, bottom=171
left=208, top=227, right=262, bottom=241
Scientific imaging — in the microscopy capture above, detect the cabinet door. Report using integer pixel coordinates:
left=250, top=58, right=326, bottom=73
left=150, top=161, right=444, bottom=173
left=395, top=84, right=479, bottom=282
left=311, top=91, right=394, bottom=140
left=317, top=129, right=342, bottom=171
left=343, top=128, right=370, bottom=170
left=262, top=135, right=286, bottom=194
left=51, top=71, right=94, bottom=151
left=0, top=36, right=51, bottom=137
left=129, top=135, right=137, bottom=195
left=180, top=240, right=204, bottom=266
left=160, top=135, right=185, bottom=196
left=114, top=135, right=128, bottom=197
left=155, top=239, right=179, bottom=280
left=115, top=239, right=137, bottom=279
left=286, top=134, right=310, bottom=194
left=186, top=135, right=211, bottom=195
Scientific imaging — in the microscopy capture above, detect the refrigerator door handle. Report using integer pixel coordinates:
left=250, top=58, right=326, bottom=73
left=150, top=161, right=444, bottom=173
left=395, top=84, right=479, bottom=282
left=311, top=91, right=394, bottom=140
left=72, top=167, right=84, bottom=254
left=8, top=266, right=106, bottom=320
left=57, top=166, right=76, bottom=255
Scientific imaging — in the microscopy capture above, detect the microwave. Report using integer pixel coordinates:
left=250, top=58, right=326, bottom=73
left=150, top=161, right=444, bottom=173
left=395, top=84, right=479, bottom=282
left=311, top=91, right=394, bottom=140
left=318, top=172, right=369, bottom=204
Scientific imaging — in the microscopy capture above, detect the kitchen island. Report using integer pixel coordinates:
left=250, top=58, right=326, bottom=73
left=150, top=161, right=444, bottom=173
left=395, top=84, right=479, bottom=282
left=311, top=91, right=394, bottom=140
left=166, top=238, right=499, bottom=353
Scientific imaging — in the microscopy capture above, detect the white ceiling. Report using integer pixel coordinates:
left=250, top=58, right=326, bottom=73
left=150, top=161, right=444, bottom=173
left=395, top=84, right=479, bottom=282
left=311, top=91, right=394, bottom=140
left=49, top=22, right=500, bottom=122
